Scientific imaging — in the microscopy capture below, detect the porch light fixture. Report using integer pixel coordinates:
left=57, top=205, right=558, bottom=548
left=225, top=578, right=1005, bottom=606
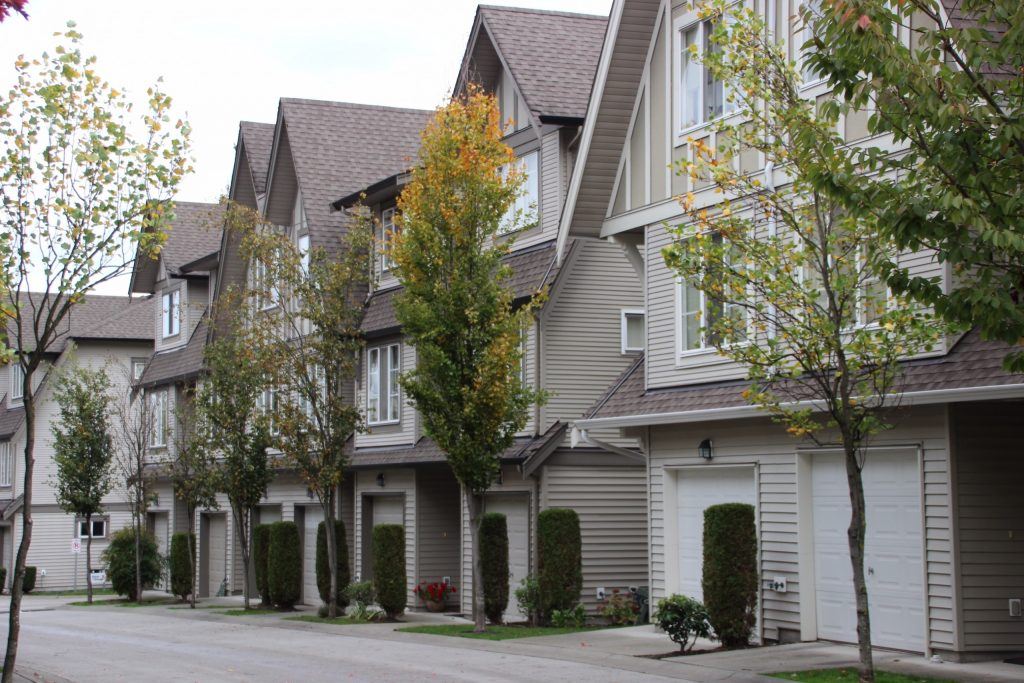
left=698, top=439, right=714, bottom=461
left=376, top=472, right=386, bottom=488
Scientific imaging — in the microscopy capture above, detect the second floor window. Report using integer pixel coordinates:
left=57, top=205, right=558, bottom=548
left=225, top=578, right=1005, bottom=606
left=10, top=362, right=24, bottom=401
left=367, top=344, right=400, bottom=424
left=500, top=151, right=539, bottom=234
left=298, top=234, right=311, bottom=278
left=162, top=289, right=180, bottom=338
left=678, top=18, right=736, bottom=131
left=257, top=387, right=280, bottom=435
left=149, top=390, right=168, bottom=447
left=380, top=208, right=397, bottom=273
left=0, top=441, right=11, bottom=487
left=621, top=310, right=645, bottom=353
left=132, top=358, right=147, bottom=382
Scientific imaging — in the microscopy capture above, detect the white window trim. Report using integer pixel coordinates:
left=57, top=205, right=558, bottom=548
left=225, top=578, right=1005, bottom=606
left=10, top=363, right=24, bottom=402
left=380, top=207, right=396, bottom=273
left=676, top=277, right=713, bottom=358
left=621, top=309, right=646, bottom=354
left=367, top=343, right=401, bottom=426
left=500, top=150, right=540, bottom=235
left=161, top=288, right=181, bottom=339
left=77, top=517, right=108, bottom=539
left=149, top=390, right=168, bottom=448
left=672, top=10, right=740, bottom=144
left=0, top=442, right=11, bottom=488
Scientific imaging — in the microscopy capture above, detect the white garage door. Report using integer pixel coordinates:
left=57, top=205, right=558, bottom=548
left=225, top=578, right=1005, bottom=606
left=303, top=506, right=324, bottom=606
left=485, top=495, right=529, bottom=622
left=811, top=451, right=925, bottom=652
left=676, top=466, right=757, bottom=603
left=373, top=496, right=405, bottom=527
left=206, top=515, right=226, bottom=597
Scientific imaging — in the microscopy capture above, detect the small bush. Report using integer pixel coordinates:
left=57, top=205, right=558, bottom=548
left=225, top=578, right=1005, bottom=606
left=22, top=566, right=36, bottom=594
left=537, top=508, right=582, bottom=624
left=702, top=503, right=757, bottom=647
left=480, top=512, right=509, bottom=624
left=102, top=528, right=162, bottom=600
left=655, top=594, right=712, bottom=652
left=253, top=524, right=272, bottom=605
left=169, top=533, right=195, bottom=601
left=343, top=581, right=382, bottom=622
left=267, top=521, right=302, bottom=609
left=316, top=519, right=350, bottom=609
left=601, top=589, right=640, bottom=626
left=550, top=603, right=587, bottom=629
left=371, top=524, right=406, bottom=619
left=514, top=575, right=541, bottom=625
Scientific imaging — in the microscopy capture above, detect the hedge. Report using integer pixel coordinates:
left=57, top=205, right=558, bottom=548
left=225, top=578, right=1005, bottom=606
left=480, top=512, right=509, bottom=624
left=253, top=524, right=272, bottom=606
left=0, top=567, right=6, bottom=594
left=169, top=532, right=195, bottom=601
left=372, top=524, right=406, bottom=619
left=267, top=521, right=302, bottom=609
left=22, top=566, right=36, bottom=594
left=316, top=519, right=350, bottom=609
left=702, top=503, right=758, bottom=647
left=102, top=528, right=161, bottom=600
left=537, top=508, right=582, bottom=624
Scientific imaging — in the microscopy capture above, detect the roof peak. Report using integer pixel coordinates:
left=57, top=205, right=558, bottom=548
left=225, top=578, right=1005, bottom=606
left=279, top=98, right=431, bottom=116
left=478, top=4, right=607, bottom=22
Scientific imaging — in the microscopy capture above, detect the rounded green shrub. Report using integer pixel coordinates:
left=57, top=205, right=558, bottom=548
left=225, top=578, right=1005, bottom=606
left=22, top=566, right=36, bottom=594
left=655, top=594, right=712, bottom=652
left=537, top=508, right=582, bottom=624
left=480, top=512, right=509, bottom=624
left=371, top=524, right=406, bottom=619
left=169, top=532, right=195, bottom=601
left=253, top=523, right=272, bottom=606
left=267, top=521, right=302, bottom=609
left=702, top=503, right=758, bottom=647
left=316, top=519, right=350, bottom=609
left=102, top=528, right=162, bottom=600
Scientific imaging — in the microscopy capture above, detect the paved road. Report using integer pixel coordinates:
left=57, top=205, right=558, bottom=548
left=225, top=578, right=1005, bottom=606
left=1, top=603, right=683, bottom=683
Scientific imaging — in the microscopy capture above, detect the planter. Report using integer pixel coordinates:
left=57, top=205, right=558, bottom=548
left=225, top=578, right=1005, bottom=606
left=424, top=599, right=446, bottom=613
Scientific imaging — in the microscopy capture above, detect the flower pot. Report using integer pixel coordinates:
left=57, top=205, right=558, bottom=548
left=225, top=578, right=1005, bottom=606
left=424, top=599, right=446, bottom=613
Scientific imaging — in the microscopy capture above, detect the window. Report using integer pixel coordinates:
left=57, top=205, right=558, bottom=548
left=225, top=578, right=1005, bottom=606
left=380, top=208, right=397, bottom=273
left=800, top=0, right=825, bottom=85
left=679, top=278, right=707, bottom=352
left=0, top=442, right=11, bottom=487
left=367, top=344, right=400, bottom=424
left=519, top=326, right=529, bottom=385
left=131, top=358, right=147, bottom=382
left=500, top=151, right=539, bottom=234
left=77, top=518, right=107, bottom=539
left=257, top=387, right=280, bottom=435
left=10, top=362, right=23, bottom=401
left=161, top=289, right=180, bottom=338
left=149, top=390, right=168, bottom=447
left=621, top=310, right=645, bottom=353
left=298, top=234, right=311, bottom=278
left=678, top=18, right=736, bottom=131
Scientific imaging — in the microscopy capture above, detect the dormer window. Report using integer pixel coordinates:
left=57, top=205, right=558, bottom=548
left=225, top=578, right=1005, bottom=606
left=162, top=289, right=180, bottom=338
left=380, top=208, right=397, bottom=273
left=10, top=362, right=24, bottom=401
left=500, top=151, right=539, bottom=235
left=298, top=234, right=311, bottom=278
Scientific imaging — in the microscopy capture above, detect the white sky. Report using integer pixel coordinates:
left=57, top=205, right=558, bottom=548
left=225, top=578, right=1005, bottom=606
left=1, top=0, right=612, bottom=294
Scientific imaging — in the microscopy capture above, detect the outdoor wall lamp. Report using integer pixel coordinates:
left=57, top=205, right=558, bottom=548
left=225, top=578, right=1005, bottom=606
left=698, top=438, right=714, bottom=460
left=376, top=472, right=386, bottom=488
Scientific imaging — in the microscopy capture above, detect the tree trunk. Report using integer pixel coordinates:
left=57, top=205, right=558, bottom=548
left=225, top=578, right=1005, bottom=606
left=134, top=504, right=143, bottom=604
left=844, top=442, right=875, bottom=683
left=3, top=388, right=36, bottom=683
left=233, top=506, right=251, bottom=610
left=187, top=507, right=197, bottom=609
left=86, top=513, right=94, bottom=604
left=465, top=489, right=485, bottom=633
left=324, top=495, right=338, bottom=620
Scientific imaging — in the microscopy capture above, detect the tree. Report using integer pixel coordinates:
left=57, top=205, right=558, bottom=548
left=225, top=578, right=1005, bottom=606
left=0, top=0, right=27, bottom=22
left=390, top=85, right=546, bottom=632
left=170, top=390, right=219, bottom=608
left=110, top=363, right=159, bottom=604
left=51, top=365, right=114, bottom=604
left=798, top=0, right=1024, bottom=369
left=0, top=26, right=189, bottom=680
left=195, top=280, right=275, bottom=611
left=237, top=200, right=370, bottom=618
left=660, top=4, right=943, bottom=680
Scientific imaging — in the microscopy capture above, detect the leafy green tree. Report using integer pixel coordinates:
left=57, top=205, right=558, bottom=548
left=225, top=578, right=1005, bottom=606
left=51, top=365, right=114, bottom=604
left=799, top=0, right=1024, bottom=369
left=195, top=283, right=275, bottom=611
left=391, top=86, right=546, bottom=632
left=661, top=4, right=943, bottom=679
left=0, top=26, right=189, bottom=679
left=238, top=200, right=369, bottom=618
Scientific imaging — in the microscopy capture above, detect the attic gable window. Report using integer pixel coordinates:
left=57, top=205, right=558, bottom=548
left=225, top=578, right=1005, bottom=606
left=10, top=362, right=24, bottom=401
left=500, top=151, right=539, bottom=235
left=380, top=208, right=397, bottom=273
left=161, top=288, right=180, bottom=338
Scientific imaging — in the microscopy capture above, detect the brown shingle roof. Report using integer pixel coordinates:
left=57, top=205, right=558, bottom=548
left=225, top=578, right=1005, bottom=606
left=7, top=294, right=153, bottom=354
left=349, top=425, right=564, bottom=469
left=584, top=330, right=1024, bottom=423
left=139, top=315, right=208, bottom=388
left=159, top=202, right=225, bottom=276
left=478, top=6, right=608, bottom=121
left=0, top=397, right=24, bottom=440
left=361, top=239, right=563, bottom=337
left=278, top=99, right=430, bottom=257
left=239, top=121, right=275, bottom=195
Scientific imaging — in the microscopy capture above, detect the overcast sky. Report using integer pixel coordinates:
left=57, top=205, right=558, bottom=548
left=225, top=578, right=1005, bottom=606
left=1, top=0, right=612, bottom=294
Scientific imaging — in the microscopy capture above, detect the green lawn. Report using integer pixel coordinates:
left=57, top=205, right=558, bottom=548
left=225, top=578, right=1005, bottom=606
left=32, top=588, right=117, bottom=597
left=396, top=624, right=602, bottom=641
left=216, top=608, right=282, bottom=616
left=771, top=669, right=955, bottom=683
left=285, top=615, right=376, bottom=625
left=68, top=597, right=176, bottom=608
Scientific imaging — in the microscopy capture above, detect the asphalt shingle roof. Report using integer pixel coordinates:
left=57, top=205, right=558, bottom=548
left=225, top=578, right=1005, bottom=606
left=478, top=6, right=608, bottom=121
left=239, top=121, right=275, bottom=195
left=7, top=294, right=153, bottom=354
left=0, top=397, right=24, bottom=440
left=158, top=202, right=225, bottom=276
left=584, top=330, right=1024, bottom=422
left=139, top=314, right=208, bottom=388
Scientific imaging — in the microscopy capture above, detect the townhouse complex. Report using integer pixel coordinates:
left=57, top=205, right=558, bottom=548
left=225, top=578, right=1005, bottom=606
left=1, top=0, right=1020, bottom=666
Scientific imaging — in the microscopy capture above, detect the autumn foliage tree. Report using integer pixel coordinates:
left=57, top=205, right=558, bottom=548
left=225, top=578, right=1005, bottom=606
left=661, top=4, right=942, bottom=680
left=0, top=0, right=27, bottom=22
left=390, top=86, right=546, bottom=632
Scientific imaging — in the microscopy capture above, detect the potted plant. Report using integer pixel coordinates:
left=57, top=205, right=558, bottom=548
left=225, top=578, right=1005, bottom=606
left=413, top=580, right=456, bottom=612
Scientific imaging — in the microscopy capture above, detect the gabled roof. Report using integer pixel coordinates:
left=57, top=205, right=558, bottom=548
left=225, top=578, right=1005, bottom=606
left=0, top=396, right=25, bottom=440
left=131, top=201, right=225, bottom=294
left=578, top=330, right=1024, bottom=427
left=267, top=99, right=430, bottom=258
left=6, top=294, right=153, bottom=354
left=139, top=314, right=208, bottom=388
left=239, top=122, right=275, bottom=195
left=463, top=6, right=609, bottom=123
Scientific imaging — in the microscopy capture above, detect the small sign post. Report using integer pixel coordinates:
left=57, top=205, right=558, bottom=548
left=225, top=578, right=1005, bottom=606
left=71, top=538, right=81, bottom=591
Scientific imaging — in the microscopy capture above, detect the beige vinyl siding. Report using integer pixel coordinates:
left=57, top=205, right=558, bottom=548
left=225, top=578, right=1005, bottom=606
left=340, top=476, right=355, bottom=571
left=649, top=9, right=669, bottom=203
left=951, top=402, right=1024, bottom=653
left=629, top=91, right=648, bottom=209
left=17, top=509, right=133, bottom=591
left=540, top=239, right=643, bottom=446
left=353, top=468, right=416, bottom=605
left=540, top=461, right=648, bottom=613
left=355, top=340, right=416, bottom=449
left=415, top=466, right=461, bottom=602
left=516, top=320, right=537, bottom=438
left=647, top=406, right=952, bottom=647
